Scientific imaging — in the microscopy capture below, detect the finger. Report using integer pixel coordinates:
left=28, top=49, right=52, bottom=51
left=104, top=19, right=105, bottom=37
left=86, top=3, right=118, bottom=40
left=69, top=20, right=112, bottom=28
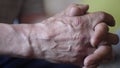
left=84, top=45, right=112, bottom=66
left=90, top=23, right=108, bottom=47
left=83, top=11, right=115, bottom=27
left=91, top=22, right=119, bottom=47
left=56, top=4, right=89, bottom=16
left=68, top=4, right=89, bottom=16
left=106, top=33, right=119, bottom=45
left=101, top=52, right=114, bottom=63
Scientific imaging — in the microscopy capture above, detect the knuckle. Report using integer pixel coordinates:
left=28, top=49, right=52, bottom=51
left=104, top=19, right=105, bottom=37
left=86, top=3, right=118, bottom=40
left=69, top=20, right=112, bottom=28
left=97, top=23, right=109, bottom=31
left=73, top=45, right=81, bottom=53
left=74, top=17, right=82, bottom=26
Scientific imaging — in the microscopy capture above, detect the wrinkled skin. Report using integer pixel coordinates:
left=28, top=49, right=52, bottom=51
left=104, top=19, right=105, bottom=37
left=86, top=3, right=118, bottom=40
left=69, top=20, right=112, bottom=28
left=0, top=4, right=118, bottom=68
left=29, top=4, right=119, bottom=68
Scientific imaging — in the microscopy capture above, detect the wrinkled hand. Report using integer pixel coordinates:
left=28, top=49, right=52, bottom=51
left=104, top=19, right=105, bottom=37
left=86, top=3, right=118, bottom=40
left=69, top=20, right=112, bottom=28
left=56, top=4, right=119, bottom=68
left=31, top=4, right=119, bottom=68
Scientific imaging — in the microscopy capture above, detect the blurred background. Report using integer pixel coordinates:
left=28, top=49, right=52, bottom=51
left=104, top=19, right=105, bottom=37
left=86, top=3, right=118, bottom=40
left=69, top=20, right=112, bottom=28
left=44, top=0, right=80, bottom=16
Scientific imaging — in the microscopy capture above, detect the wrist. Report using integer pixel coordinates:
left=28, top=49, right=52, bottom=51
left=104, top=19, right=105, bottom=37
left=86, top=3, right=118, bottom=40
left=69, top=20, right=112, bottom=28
left=29, top=23, right=52, bottom=59
left=0, top=24, right=34, bottom=58
left=11, top=24, right=34, bottom=58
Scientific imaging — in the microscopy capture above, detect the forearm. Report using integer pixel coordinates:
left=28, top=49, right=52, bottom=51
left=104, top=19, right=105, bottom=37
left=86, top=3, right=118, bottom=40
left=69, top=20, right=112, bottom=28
left=0, top=23, right=56, bottom=60
left=0, top=23, right=33, bottom=58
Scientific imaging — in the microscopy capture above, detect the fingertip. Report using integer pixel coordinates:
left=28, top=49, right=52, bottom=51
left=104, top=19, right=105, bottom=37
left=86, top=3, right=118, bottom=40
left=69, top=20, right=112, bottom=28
left=79, top=4, right=89, bottom=15
left=83, top=4, right=89, bottom=12
left=107, top=33, right=119, bottom=45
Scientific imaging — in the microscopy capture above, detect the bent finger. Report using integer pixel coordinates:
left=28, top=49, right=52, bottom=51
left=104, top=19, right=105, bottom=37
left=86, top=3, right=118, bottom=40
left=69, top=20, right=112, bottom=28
left=106, top=33, right=119, bottom=45
left=83, top=11, right=115, bottom=27
left=90, top=22, right=108, bottom=47
left=84, top=45, right=112, bottom=66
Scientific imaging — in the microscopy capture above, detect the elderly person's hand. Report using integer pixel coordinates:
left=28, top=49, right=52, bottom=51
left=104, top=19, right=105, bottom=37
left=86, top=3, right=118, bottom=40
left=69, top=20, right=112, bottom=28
left=0, top=4, right=118, bottom=68
left=29, top=4, right=118, bottom=68
left=57, top=4, right=119, bottom=68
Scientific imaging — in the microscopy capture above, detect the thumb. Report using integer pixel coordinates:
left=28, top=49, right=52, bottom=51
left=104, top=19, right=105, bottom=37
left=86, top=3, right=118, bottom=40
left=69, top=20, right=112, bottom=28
left=56, top=4, right=89, bottom=16
left=68, top=4, right=89, bottom=16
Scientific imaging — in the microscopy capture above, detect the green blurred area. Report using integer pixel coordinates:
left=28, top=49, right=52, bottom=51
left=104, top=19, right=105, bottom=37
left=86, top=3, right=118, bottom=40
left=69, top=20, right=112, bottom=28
left=83, top=0, right=120, bottom=32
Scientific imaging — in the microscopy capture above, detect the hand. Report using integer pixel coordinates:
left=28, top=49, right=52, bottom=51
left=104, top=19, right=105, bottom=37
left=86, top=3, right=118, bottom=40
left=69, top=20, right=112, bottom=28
left=57, top=4, right=119, bottom=68
left=30, top=4, right=119, bottom=68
